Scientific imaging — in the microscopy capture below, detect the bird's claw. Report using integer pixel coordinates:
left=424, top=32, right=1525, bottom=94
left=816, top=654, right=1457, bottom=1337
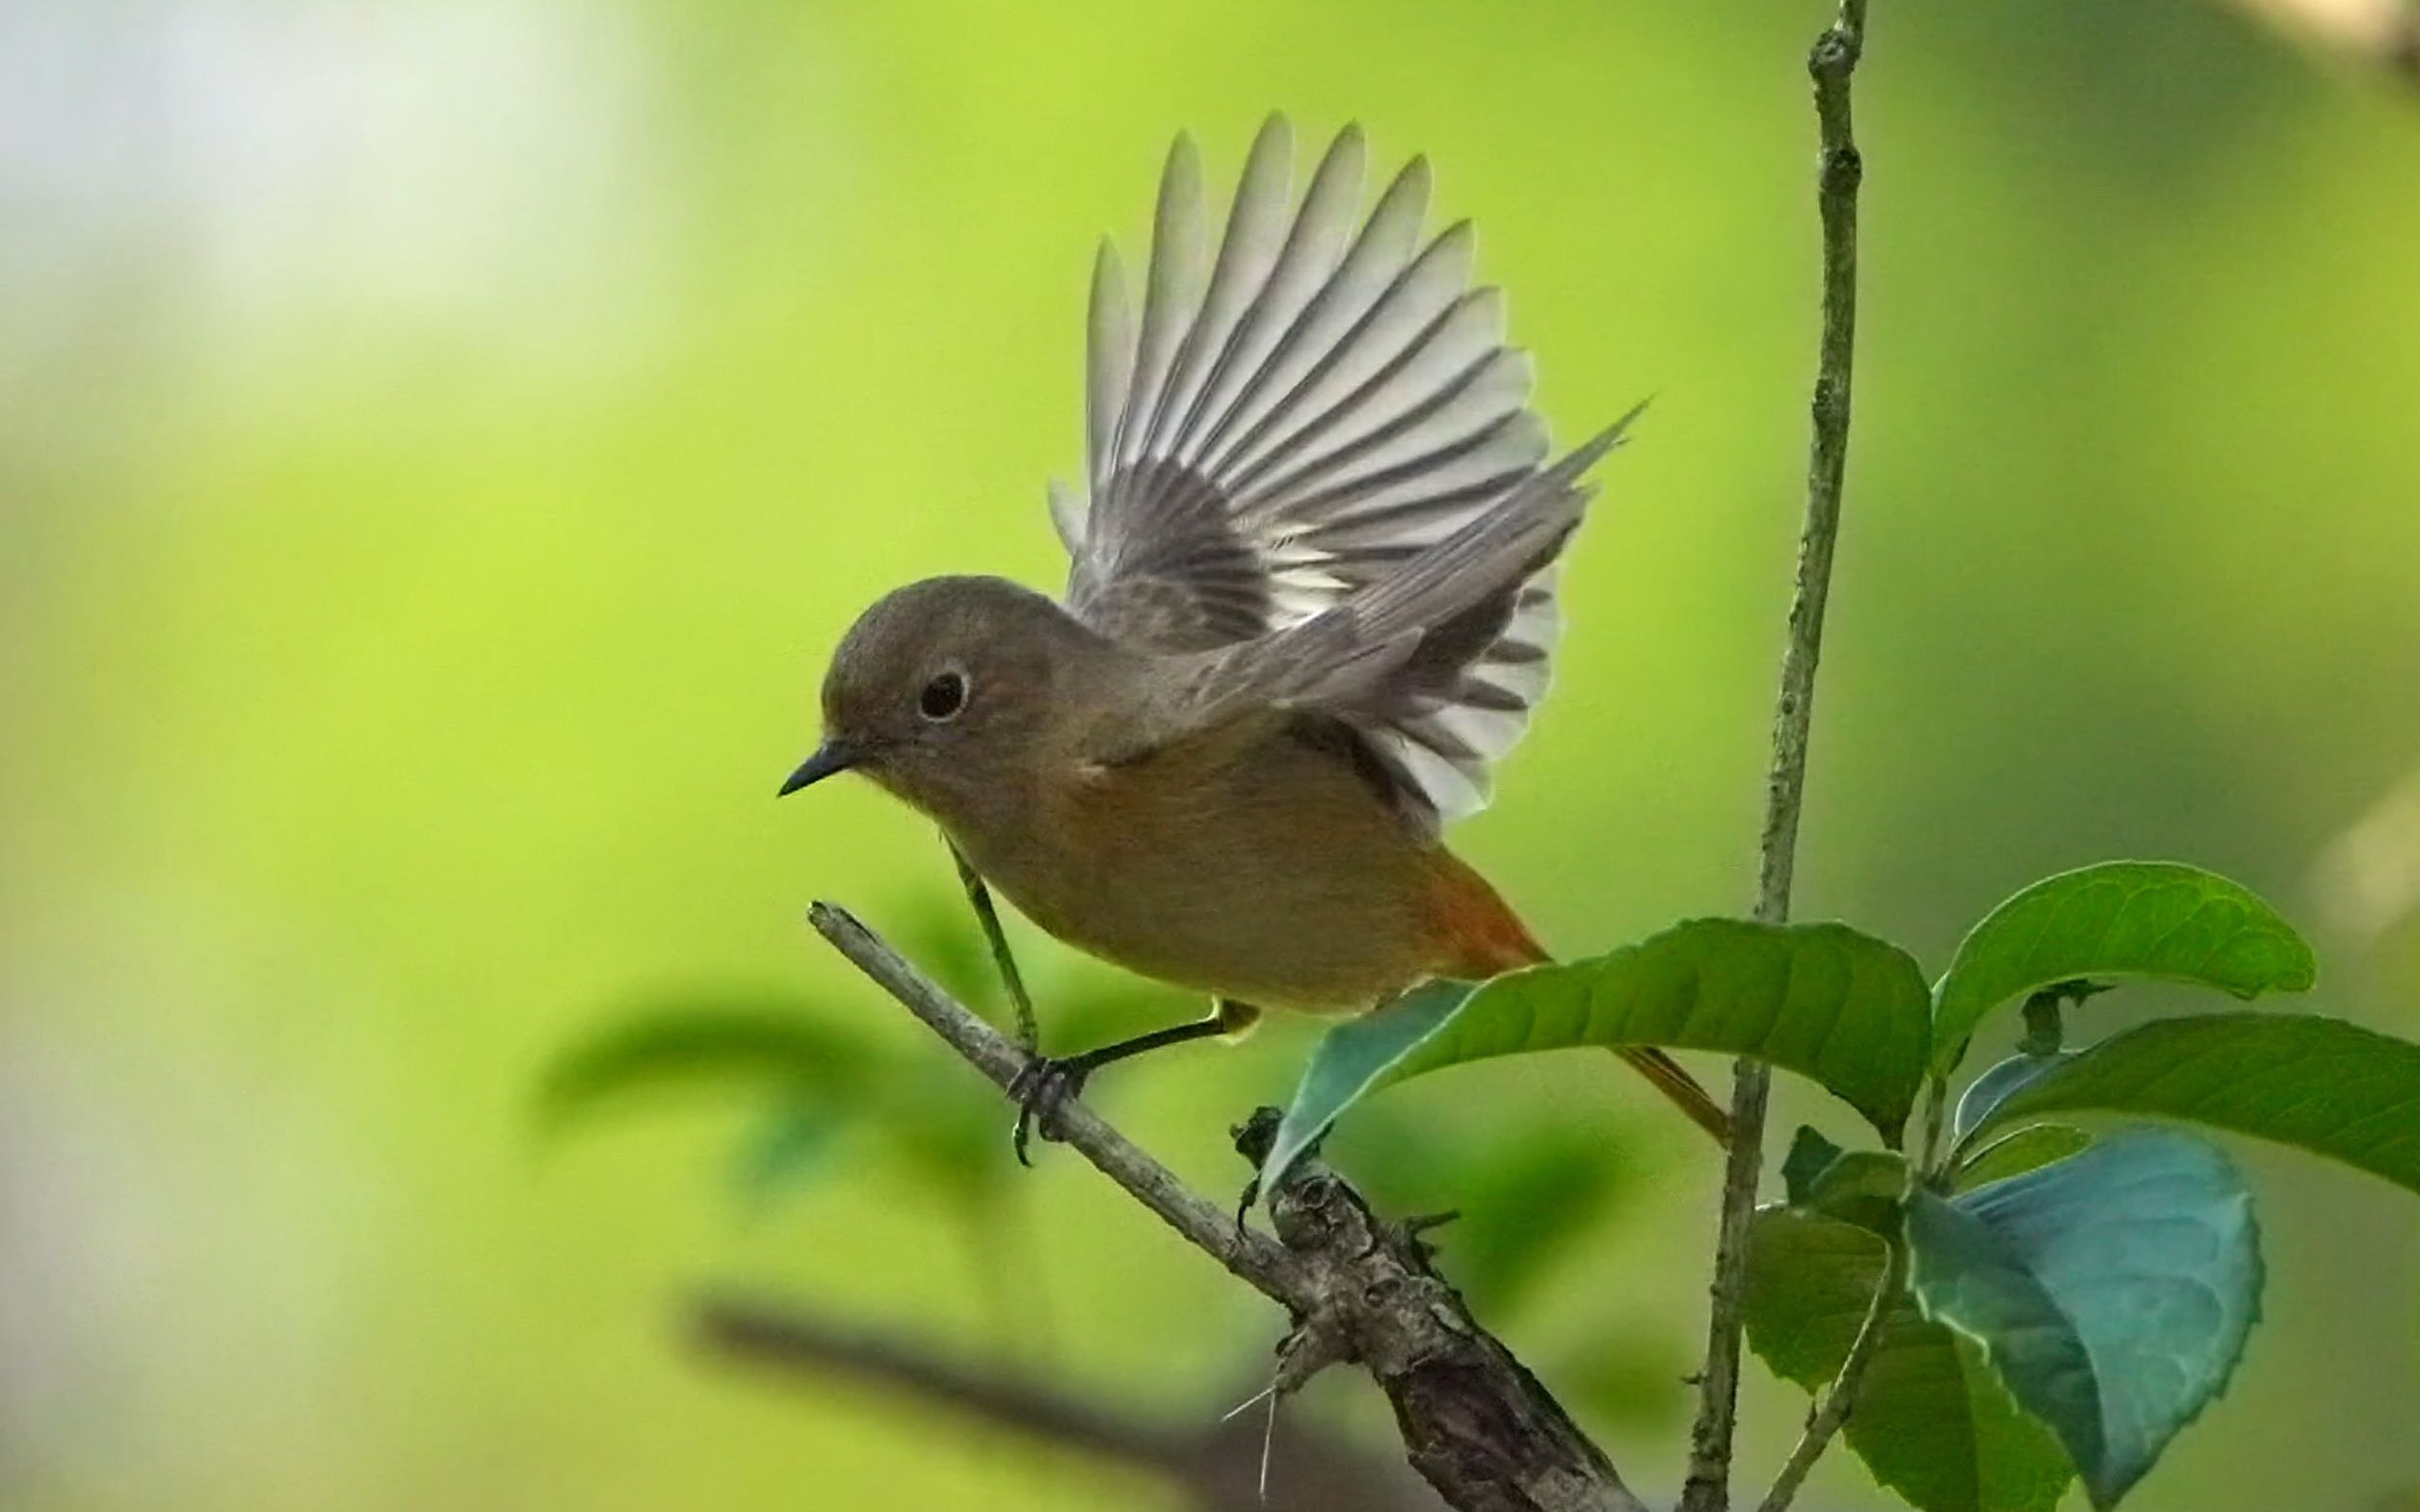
left=1009, top=1055, right=1092, bottom=1166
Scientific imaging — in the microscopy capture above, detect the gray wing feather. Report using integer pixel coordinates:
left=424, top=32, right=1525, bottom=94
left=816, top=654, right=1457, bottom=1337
left=1215, top=221, right=1476, bottom=496
left=1148, top=420, right=1630, bottom=761
left=1171, top=127, right=1366, bottom=469
left=1083, top=241, right=1134, bottom=504
left=1141, top=117, right=1295, bottom=463
left=1060, top=117, right=1639, bottom=822
left=1343, top=425, right=1613, bottom=646
left=1192, top=158, right=1433, bottom=481
left=1114, top=135, right=1207, bottom=475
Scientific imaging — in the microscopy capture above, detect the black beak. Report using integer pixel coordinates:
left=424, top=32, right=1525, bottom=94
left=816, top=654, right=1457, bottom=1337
left=777, top=740, right=857, bottom=796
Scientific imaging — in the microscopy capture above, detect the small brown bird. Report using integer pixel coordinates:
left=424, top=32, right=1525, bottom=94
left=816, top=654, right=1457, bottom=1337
left=783, top=117, right=1727, bottom=1152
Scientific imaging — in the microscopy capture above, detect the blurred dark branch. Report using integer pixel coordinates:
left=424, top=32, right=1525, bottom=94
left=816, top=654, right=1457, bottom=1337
left=1685, top=5, right=1871, bottom=1511
left=808, top=900, right=1648, bottom=1512
left=694, top=1294, right=1441, bottom=1512
left=697, top=1294, right=1183, bottom=1466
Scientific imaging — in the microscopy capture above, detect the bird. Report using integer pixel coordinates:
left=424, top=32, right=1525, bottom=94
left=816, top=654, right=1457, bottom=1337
left=780, top=116, right=1729, bottom=1157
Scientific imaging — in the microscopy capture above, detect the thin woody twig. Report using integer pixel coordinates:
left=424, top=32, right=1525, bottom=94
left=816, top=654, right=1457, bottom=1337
left=945, top=837, right=1039, bottom=1050
left=1753, top=1238, right=1906, bottom=1512
left=806, top=900, right=1648, bottom=1512
left=1683, top=4, right=1872, bottom=1510
left=811, top=901, right=1308, bottom=1304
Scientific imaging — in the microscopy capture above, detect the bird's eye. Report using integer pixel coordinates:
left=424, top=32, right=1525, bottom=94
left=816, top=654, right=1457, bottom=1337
left=918, top=668, right=968, bottom=722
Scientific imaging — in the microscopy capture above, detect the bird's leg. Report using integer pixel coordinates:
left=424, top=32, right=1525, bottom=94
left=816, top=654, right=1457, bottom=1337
left=944, top=836, right=1038, bottom=1051
left=1010, top=999, right=1259, bottom=1165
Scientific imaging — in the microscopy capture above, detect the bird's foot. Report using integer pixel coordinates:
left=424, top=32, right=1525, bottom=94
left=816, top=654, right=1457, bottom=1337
left=1008, top=1054, right=1093, bottom=1166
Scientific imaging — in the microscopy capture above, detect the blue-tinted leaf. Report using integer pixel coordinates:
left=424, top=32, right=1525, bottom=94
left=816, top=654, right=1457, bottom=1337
left=1261, top=981, right=1469, bottom=1195
left=1975, top=1012, right=2420, bottom=1197
left=1746, top=1209, right=2073, bottom=1512
left=1263, top=920, right=1933, bottom=1191
left=1952, top=1052, right=2079, bottom=1145
left=1908, top=1130, right=2263, bottom=1508
left=1931, top=862, right=2316, bottom=1076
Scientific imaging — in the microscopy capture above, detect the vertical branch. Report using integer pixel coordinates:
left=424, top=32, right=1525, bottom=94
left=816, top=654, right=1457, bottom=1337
left=1682, top=5, right=1872, bottom=1510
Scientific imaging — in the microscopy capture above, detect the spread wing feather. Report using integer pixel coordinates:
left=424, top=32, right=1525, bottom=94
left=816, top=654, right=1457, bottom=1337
left=1060, top=115, right=1638, bottom=825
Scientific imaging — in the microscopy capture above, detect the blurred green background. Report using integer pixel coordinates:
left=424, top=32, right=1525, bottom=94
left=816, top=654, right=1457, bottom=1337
left=6, top=1, right=2419, bottom=1508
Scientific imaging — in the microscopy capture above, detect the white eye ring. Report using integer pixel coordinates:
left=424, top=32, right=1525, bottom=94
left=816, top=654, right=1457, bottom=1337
left=917, top=665, right=969, bottom=722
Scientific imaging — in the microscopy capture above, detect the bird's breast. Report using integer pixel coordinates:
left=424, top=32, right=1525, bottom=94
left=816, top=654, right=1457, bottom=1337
left=947, top=729, right=1449, bottom=1012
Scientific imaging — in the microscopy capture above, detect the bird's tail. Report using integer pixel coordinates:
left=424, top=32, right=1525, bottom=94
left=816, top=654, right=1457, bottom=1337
left=1426, top=851, right=1733, bottom=1147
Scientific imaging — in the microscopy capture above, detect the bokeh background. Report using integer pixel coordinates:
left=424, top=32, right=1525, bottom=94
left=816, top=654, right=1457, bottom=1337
left=6, top=1, right=2419, bottom=1508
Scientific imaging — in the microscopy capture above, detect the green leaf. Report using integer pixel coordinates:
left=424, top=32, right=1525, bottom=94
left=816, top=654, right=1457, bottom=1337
left=730, top=1104, right=852, bottom=1212
left=537, top=1001, right=879, bottom=1133
left=1262, top=919, right=1933, bottom=1191
left=1782, top=1125, right=1907, bottom=1233
left=1334, top=1100, right=1638, bottom=1318
left=1427, top=1126, right=1628, bottom=1316
left=1781, top=1126, right=1849, bottom=1205
left=1745, top=1209, right=2072, bottom=1512
left=1907, top=1130, right=2262, bottom=1508
left=1953, top=1124, right=2092, bottom=1191
left=1930, top=861, right=2316, bottom=1075
left=878, top=1056, right=1019, bottom=1198
left=1974, top=1012, right=2420, bottom=1197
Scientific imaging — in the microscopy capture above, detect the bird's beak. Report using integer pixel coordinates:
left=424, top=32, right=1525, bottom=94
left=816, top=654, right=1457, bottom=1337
left=777, top=739, right=858, bottom=796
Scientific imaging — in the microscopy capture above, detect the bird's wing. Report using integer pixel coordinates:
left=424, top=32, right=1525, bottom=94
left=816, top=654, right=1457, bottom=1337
left=1081, top=430, right=1629, bottom=828
left=1057, top=116, right=1634, bottom=821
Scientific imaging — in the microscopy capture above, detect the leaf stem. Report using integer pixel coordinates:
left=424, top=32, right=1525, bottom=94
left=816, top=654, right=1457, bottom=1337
left=1753, top=1237, right=1906, bottom=1512
left=949, top=835, right=1039, bottom=1051
left=1917, top=1074, right=1950, bottom=1176
left=1683, top=4, right=1872, bottom=1509
left=2019, top=988, right=2068, bottom=1056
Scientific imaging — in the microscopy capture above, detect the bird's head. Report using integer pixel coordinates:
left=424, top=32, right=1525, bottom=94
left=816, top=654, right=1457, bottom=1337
left=782, top=575, right=1099, bottom=824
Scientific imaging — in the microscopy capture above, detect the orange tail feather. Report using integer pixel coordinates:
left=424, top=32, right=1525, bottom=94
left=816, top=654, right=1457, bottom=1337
left=1426, top=851, right=1733, bottom=1147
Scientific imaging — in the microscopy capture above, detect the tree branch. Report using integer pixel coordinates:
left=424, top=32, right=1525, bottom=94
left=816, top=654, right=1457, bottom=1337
left=811, top=901, right=1307, bottom=1302
left=807, top=900, right=1648, bottom=1512
left=1683, top=5, right=1872, bottom=1510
